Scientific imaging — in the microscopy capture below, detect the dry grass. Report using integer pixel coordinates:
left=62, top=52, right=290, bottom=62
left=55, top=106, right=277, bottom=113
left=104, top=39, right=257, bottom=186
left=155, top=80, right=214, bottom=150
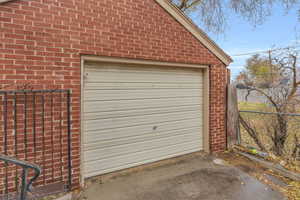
left=239, top=102, right=270, bottom=111
left=238, top=102, right=300, bottom=165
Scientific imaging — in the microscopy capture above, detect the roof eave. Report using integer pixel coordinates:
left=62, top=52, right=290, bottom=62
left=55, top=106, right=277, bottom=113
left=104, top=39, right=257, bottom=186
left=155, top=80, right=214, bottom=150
left=155, top=0, right=233, bottom=65
left=0, top=0, right=14, bottom=3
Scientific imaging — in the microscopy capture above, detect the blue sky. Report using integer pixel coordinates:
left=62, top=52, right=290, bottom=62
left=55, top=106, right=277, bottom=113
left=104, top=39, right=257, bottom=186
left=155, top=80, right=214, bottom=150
left=192, top=3, right=300, bottom=79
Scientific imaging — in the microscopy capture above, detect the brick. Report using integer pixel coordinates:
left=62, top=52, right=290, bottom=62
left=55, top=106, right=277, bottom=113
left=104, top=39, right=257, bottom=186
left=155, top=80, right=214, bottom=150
left=5, top=75, right=25, bottom=79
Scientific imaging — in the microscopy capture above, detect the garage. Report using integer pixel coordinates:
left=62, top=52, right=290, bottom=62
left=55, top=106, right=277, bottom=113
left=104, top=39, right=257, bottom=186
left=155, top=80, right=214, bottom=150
left=1, top=0, right=232, bottom=193
left=82, top=58, right=209, bottom=178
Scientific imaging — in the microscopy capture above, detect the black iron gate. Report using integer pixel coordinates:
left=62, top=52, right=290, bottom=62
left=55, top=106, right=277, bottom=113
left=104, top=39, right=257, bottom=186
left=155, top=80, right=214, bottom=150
left=0, top=89, right=72, bottom=199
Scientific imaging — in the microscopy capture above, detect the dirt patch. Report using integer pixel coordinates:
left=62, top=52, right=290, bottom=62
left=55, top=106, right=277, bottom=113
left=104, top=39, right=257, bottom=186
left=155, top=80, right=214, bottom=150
left=235, top=163, right=255, bottom=173
left=152, top=168, right=241, bottom=200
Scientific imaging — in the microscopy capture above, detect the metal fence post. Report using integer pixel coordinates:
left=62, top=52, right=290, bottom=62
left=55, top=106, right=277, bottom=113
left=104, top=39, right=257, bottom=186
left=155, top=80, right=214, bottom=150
left=20, top=168, right=28, bottom=200
left=67, top=90, right=72, bottom=190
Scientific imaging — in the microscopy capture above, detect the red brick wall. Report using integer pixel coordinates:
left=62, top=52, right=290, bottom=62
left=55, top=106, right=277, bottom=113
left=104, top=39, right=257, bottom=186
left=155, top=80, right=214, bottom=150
left=209, top=64, right=228, bottom=152
left=0, top=0, right=228, bottom=190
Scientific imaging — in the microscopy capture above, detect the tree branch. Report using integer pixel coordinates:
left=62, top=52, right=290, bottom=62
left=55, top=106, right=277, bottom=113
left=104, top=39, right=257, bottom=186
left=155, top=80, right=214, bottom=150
left=185, top=0, right=203, bottom=10
left=178, top=0, right=189, bottom=10
left=239, top=113, right=267, bottom=151
left=177, top=0, right=204, bottom=11
left=248, top=86, right=280, bottom=111
left=287, top=54, right=299, bottom=102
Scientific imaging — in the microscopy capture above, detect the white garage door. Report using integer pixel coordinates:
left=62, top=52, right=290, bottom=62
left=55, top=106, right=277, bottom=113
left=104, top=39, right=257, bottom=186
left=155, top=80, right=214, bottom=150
left=83, top=62, right=204, bottom=178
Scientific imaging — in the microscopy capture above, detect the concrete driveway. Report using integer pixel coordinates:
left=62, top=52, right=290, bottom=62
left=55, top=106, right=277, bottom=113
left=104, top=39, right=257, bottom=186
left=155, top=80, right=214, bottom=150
left=81, top=153, right=285, bottom=200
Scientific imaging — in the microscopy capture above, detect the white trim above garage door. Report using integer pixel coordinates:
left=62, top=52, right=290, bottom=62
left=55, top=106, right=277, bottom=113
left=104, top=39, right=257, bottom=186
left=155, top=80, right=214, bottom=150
left=81, top=56, right=210, bottom=179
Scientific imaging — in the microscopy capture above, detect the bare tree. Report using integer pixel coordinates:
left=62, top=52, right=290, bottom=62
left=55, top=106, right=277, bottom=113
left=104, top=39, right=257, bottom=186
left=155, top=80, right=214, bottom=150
left=239, top=47, right=300, bottom=157
left=170, top=0, right=299, bottom=33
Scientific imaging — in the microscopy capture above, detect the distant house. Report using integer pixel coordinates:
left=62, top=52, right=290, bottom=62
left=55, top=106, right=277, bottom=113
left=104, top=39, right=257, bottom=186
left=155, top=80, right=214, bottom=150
left=237, top=89, right=267, bottom=103
left=236, top=68, right=300, bottom=103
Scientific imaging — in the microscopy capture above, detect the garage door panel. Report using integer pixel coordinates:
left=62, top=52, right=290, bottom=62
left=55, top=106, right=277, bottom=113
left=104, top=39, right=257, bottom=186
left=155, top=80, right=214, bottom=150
left=85, top=82, right=203, bottom=90
left=84, top=118, right=202, bottom=144
left=85, top=64, right=202, bottom=76
left=84, top=69, right=203, bottom=83
left=84, top=97, right=202, bottom=113
left=84, top=89, right=202, bottom=101
left=85, top=76, right=202, bottom=84
left=84, top=126, right=203, bottom=150
left=84, top=141, right=201, bottom=178
left=84, top=105, right=202, bottom=120
left=83, top=64, right=204, bottom=178
left=84, top=132, right=202, bottom=162
left=85, top=63, right=201, bottom=74
left=84, top=110, right=202, bottom=131
left=84, top=73, right=202, bottom=83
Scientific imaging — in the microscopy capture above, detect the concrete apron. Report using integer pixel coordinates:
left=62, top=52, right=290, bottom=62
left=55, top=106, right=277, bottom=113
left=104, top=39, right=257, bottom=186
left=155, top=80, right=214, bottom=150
left=82, top=153, right=286, bottom=200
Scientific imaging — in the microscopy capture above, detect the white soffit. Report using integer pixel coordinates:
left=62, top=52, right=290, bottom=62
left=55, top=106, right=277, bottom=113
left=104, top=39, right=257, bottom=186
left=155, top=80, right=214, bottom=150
left=0, top=0, right=14, bottom=3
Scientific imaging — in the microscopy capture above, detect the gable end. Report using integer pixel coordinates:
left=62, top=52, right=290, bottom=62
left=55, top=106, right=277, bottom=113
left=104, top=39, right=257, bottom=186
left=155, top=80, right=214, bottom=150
left=0, top=0, right=232, bottom=65
left=155, top=0, right=232, bottom=65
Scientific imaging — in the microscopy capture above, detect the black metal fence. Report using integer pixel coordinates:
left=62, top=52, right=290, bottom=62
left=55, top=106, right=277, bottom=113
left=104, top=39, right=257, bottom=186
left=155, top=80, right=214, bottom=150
left=0, top=155, right=41, bottom=200
left=0, top=89, right=72, bottom=199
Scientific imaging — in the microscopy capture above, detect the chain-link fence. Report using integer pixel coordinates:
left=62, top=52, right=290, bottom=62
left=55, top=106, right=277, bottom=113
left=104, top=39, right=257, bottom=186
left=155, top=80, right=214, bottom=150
left=239, top=110, right=300, bottom=160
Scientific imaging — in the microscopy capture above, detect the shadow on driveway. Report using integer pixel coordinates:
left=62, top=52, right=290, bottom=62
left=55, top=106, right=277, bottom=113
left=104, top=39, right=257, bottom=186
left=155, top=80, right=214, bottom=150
left=82, top=154, right=286, bottom=200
